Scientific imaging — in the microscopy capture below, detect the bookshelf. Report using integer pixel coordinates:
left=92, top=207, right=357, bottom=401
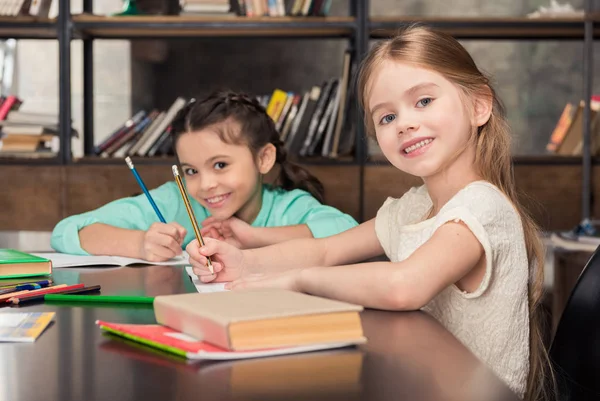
left=0, top=16, right=56, bottom=38
left=370, top=16, right=600, bottom=40
left=72, top=15, right=357, bottom=38
left=0, top=0, right=596, bottom=226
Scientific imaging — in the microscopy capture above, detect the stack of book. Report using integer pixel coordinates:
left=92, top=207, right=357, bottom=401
left=0, top=0, right=53, bottom=17
left=262, top=50, right=353, bottom=159
left=546, top=95, right=600, bottom=156
left=95, top=51, right=353, bottom=160
left=91, top=97, right=187, bottom=159
left=180, top=0, right=235, bottom=16
left=97, top=288, right=366, bottom=360
left=229, top=0, right=333, bottom=17
left=0, top=96, right=76, bottom=159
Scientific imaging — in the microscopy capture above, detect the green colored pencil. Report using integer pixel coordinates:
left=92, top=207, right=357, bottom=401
left=44, top=294, right=155, bottom=304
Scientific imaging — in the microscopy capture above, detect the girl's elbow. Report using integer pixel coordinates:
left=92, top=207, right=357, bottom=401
left=384, top=283, right=431, bottom=311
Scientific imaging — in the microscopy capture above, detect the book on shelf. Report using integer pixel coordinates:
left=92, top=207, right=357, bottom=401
left=0, top=95, right=77, bottom=159
left=218, top=0, right=331, bottom=17
left=92, top=50, right=354, bottom=161
left=266, top=51, right=354, bottom=160
left=93, top=97, right=187, bottom=159
left=0, top=0, right=33, bottom=17
left=180, top=0, right=236, bottom=17
left=27, top=0, right=53, bottom=17
left=153, top=288, right=366, bottom=351
left=0, top=0, right=55, bottom=17
left=547, top=95, right=600, bottom=156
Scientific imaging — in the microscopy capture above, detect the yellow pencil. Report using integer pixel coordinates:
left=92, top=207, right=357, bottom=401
left=172, top=165, right=214, bottom=274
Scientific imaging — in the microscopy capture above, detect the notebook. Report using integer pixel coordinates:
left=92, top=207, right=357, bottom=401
left=0, top=312, right=55, bottom=342
left=0, top=249, right=52, bottom=279
left=31, top=252, right=189, bottom=268
left=153, top=289, right=366, bottom=351
left=96, top=320, right=362, bottom=360
left=185, top=265, right=227, bottom=293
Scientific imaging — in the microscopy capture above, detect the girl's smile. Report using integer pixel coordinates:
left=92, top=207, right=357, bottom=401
left=401, top=137, right=435, bottom=157
left=204, top=193, right=231, bottom=208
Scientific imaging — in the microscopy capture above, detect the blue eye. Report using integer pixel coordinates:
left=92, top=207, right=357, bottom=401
left=379, top=114, right=396, bottom=125
left=416, top=97, right=433, bottom=108
left=183, top=167, right=197, bottom=176
left=214, top=162, right=227, bottom=170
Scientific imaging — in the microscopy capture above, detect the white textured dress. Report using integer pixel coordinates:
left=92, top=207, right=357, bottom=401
left=375, top=181, right=530, bottom=398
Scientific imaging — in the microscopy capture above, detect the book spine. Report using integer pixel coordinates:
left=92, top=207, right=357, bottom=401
left=153, top=298, right=231, bottom=350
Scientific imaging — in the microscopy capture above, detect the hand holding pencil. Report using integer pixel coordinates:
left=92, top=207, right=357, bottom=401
left=186, top=237, right=246, bottom=283
left=172, top=165, right=214, bottom=274
left=125, top=156, right=187, bottom=262
left=139, top=222, right=187, bottom=262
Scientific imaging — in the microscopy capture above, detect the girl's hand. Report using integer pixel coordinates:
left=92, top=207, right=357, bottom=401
left=186, top=237, right=246, bottom=283
left=140, top=222, right=187, bottom=262
left=226, top=269, right=303, bottom=292
left=201, top=216, right=255, bottom=249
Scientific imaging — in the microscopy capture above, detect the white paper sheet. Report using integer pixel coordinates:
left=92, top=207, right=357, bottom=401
left=32, top=252, right=190, bottom=268
left=185, top=265, right=228, bottom=293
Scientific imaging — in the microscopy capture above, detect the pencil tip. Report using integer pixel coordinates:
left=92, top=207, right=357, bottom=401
left=125, top=156, right=134, bottom=169
left=172, top=165, right=179, bottom=177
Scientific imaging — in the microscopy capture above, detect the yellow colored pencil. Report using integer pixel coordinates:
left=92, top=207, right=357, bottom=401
left=172, top=165, right=214, bottom=274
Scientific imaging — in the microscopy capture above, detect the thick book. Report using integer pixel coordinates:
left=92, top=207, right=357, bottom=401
left=0, top=249, right=52, bottom=279
left=0, top=312, right=55, bottom=342
left=153, top=288, right=366, bottom=351
left=96, top=320, right=363, bottom=360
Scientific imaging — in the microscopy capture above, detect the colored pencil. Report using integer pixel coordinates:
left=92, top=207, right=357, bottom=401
left=7, top=284, right=83, bottom=304
left=11, top=285, right=102, bottom=305
left=45, top=294, right=155, bottom=304
left=172, top=164, right=213, bottom=273
left=126, top=156, right=166, bottom=223
left=0, top=279, right=53, bottom=290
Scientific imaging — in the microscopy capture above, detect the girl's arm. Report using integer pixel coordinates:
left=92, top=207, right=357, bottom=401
left=79, top=224, right=145, bottom=258
left=51, top=182, right=193, bottom=256
left=249, top=224, right=312, bottom=247
left=296, top=221, right=484, bottom=310
left=233, top=221, right=485, bottom=311
left=245, top=218, right=383, bottom=270
left=190, top=219, right=384, bottom=279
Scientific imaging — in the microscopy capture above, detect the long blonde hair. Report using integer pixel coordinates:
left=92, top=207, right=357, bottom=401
left=358, top=25, right=550, bottom=401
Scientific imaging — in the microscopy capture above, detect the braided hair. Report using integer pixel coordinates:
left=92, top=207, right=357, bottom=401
left=171, top=91, right=325, bottom=203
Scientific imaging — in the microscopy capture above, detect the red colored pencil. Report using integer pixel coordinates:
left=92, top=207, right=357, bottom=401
left=7, top=283, right=85, bottom=304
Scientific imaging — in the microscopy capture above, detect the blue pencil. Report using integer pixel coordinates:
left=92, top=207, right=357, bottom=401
left=125, top=156, right=166, bottom=223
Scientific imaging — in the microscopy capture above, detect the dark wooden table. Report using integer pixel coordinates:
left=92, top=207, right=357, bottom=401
left=0, top=265, right=519, bottom=401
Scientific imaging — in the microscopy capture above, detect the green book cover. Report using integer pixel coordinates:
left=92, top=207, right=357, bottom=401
left=0, top=249, right=50, bottom=264
left=0, top=249, right=51, bottom=279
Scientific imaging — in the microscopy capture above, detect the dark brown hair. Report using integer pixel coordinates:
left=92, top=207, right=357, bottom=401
left=358, top=25, right=551, bottom=401
left=171, top=90, right=324, bottom=203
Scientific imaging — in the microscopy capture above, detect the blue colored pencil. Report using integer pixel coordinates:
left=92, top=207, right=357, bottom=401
left=125, top=156, right=166, bottom=223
